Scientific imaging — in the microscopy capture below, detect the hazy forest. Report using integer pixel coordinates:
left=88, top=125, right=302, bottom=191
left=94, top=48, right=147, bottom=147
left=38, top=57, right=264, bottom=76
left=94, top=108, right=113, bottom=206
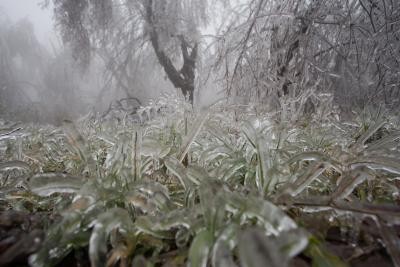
left=0, top=0, right=400, bottom=266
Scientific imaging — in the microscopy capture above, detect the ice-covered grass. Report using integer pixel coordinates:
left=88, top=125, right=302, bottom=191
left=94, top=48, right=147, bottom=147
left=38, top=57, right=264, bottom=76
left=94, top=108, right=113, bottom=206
left=1, top=93, right=399, bottom=267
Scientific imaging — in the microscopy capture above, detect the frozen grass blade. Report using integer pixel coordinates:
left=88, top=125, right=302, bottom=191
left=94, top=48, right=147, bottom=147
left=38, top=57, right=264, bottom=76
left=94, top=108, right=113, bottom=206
left=0, top=160, right=31, bottom=172
left=135, top=209, right=195, bottom=239
left=178, top=112, right=209, bottom=163
left=287, top=152, right=341, bottom=172
left=284, top=162, right=328, bottom=197
left=188, top=229, right=213, bottom=267
left=62, top=120, right=96, bottom=174
left=238, top=227, right=286, bottom=267
left=226, top=192, right=298, bottom=235
left=132, top=129, right=142, bottom=182
left=141, top=137, right=170, bottom=158
left=356, top=118, right=386, bottom=146
left=29, top=173, right=86, bottom=196
left=126, top=180, right=172, bottom=213
left=238, top=227, right=308, bottom=267
left=212, top=241, right=237, bottom=267
left=89, top=208, right=134, bottom=267
left=366, top=131, right=400, bottom=151
left=242, top=121, right=271, bottom=193
left=350, top=156, right=400, bottom=175
left=278, top=229, right=310, bottom=258
left=331, top=167, right=372, bottom=200
left=62, top=120, right=87, bottom=161
left=164, top=156, right=198, bottom=189
left=221, top=161, right=245, bottom=182
left=211, top=224, right=238, bottom=267
left=288, top=197, right=400, bottom=217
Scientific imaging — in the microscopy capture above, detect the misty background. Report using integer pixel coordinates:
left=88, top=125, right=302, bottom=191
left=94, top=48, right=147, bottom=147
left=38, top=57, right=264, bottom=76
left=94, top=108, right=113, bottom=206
left=0, top=0, right=192, bottom=124
left=0, top=0, right=54, bottom=42
left=0, top=0, right=399, bottom=125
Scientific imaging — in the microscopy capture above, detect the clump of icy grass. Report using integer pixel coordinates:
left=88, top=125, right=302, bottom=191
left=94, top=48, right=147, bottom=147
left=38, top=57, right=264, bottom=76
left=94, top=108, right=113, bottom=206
left=1, top=93, right=399, bottom=267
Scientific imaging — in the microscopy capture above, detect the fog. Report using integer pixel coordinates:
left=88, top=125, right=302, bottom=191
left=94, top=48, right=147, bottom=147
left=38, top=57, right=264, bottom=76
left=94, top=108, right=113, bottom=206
left=0, top=1, right=179, bottom=124
left=0, top=0, right=54, bottom=43
left=0, top=0, right=399, bottom=125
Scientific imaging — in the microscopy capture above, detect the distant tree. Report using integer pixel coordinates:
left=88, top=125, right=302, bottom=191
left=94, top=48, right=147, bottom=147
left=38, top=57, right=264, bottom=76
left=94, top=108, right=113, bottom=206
left=0, top=16, right=88, bottom=123
left=215, top=0, right=400, bottom=110
left=0, top=18, right=45, bottom=116
left=39, top=48, right=86, bottom=123
left=46, top=0, right=212, bottom=105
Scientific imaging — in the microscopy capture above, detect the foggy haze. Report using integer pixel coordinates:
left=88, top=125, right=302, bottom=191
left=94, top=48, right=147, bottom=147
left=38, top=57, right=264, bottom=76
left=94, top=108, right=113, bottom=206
left=0, top=0, right=55, bottom=44
left=0, top=0, right=398, bottom=125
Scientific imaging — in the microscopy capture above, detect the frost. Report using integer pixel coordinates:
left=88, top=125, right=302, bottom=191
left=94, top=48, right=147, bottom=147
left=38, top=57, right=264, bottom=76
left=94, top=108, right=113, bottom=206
left=3, top=95, right=400, bottom=267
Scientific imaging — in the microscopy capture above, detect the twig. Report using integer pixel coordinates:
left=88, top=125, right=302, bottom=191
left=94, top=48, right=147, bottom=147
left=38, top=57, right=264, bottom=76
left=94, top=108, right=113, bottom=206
left=0, top=127, right=22, bottom=137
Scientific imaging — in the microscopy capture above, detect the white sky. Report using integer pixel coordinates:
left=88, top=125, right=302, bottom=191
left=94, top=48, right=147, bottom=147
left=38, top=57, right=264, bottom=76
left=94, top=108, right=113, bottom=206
left=0, top=0, right=55, bottom=44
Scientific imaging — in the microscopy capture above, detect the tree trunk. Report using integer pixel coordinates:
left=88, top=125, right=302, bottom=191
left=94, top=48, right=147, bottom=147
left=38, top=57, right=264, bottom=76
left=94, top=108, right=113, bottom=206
left=145, top=0, right=197, bottom=105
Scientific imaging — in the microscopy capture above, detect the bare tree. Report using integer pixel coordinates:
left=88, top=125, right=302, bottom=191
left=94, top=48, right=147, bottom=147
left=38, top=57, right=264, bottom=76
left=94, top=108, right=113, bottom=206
left=0, top=16, right=93, bottom=123
left=0, top=19, right=45, bottom=117
left=46, top=0, right=212, bottom=105
left=214, top=0, right=400, bottom=111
